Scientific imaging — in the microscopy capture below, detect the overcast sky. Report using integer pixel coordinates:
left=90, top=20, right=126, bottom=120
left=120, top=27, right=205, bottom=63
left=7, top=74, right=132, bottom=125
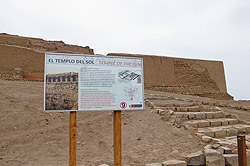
left=1, top=0, right=249, bottom=100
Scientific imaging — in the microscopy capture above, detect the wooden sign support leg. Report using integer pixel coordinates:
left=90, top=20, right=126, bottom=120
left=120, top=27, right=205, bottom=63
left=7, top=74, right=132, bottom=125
left=70, top=111, right=77, bottom=166
left=113, top=110, right=122, bottom=166
left=237, top=134, right=247, bottom=166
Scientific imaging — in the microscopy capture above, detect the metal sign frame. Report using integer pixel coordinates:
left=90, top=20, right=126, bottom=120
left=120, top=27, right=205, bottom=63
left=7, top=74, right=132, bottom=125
left=44, top=52, right=144, bottom=112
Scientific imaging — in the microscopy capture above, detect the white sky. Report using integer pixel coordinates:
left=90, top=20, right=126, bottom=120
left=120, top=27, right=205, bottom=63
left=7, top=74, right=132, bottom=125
left=1, top=0, right=249, bottom=100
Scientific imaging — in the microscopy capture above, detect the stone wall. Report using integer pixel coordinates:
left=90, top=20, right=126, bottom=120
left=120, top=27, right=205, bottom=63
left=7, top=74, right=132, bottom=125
left=108, top=53, right=232, bottom=100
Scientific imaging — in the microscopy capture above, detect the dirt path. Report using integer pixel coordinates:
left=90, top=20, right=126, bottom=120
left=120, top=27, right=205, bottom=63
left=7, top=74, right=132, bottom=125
left=1, top=80, right=249, bottom=166
left=0, top=80, right=207, bottom=166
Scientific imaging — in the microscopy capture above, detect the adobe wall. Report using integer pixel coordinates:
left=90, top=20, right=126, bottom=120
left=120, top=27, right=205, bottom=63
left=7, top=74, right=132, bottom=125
left=0, top=33, right=232, bottom=99
left=0, top=33, right=94, bottom=79
left=0, top=45, right=44, bottom=78
left=108, top=53, right=232, bottom=100
left=0, top=33, right=94, bottom=54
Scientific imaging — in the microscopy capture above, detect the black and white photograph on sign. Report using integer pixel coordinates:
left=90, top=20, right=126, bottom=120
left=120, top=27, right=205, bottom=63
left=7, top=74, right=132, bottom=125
left=45, top=66, right=79, bottom=111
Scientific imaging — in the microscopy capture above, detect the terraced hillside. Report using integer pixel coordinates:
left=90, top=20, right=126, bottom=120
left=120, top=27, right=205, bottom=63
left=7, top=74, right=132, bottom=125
left=146, top=91, right=250, bottom=165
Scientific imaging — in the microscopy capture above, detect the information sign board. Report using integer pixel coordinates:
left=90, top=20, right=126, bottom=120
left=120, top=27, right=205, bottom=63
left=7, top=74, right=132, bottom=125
left=44, top=53, right=144, bottom=111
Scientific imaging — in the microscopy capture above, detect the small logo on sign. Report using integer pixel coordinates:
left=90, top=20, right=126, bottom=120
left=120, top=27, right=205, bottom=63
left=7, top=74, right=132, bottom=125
left=120, top=102, right=127, bottom=109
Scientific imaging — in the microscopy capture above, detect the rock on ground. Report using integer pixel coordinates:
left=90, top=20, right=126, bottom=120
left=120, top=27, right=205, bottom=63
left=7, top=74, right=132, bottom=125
left=224, top=154, right=238, bottom=166
left=204, top=149, right=225, bottom=166
left=162, top=160, right=187, bottom=166
left=185, top=151, right=205, bottom=166
left=145, top=163, right=162, bottom=166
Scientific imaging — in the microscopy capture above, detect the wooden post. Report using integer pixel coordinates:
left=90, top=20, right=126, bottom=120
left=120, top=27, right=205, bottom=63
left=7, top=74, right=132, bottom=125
left=237, top=134, right=247, bottom=166
left=70, top=111, right=77, bottom=166
left=113, top=110, right=122, bottom=166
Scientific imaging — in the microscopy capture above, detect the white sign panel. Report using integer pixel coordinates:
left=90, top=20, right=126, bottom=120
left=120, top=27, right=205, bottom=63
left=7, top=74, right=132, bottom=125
left=44, top=53, right=144, bottom=112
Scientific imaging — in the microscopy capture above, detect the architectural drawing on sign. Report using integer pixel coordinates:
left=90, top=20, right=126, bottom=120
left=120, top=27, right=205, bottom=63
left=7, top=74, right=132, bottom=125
left=118, top=70, right=141, bottom=82
left=124, top=87, right=140, bottom=101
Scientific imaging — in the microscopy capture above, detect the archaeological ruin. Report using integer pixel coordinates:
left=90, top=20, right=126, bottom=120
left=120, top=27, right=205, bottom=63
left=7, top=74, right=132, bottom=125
left=0, top=33, right=233, bottom=100
left=108, top=53, right=233, bottom=100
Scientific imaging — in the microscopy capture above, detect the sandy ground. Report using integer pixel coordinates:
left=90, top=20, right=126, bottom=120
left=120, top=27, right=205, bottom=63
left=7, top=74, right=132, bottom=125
left=1, top=80, right=250, bottom=166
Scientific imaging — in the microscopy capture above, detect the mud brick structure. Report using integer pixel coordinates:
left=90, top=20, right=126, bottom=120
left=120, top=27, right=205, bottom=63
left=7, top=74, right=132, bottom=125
left=0, top=33, right=94, bottom=79
left=45, top=72, right=78, bottom=110
left=108, top=53, right=233, bottom=100
left=0, top=34, right=233, bottom=99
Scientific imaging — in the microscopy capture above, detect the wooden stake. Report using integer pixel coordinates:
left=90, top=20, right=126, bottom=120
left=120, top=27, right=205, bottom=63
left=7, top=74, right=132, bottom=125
left=113, top=110, right=122, bottom=166
left=237, top=134, right=247, bottom=166
left=70, top=111, right=77, bottom=166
